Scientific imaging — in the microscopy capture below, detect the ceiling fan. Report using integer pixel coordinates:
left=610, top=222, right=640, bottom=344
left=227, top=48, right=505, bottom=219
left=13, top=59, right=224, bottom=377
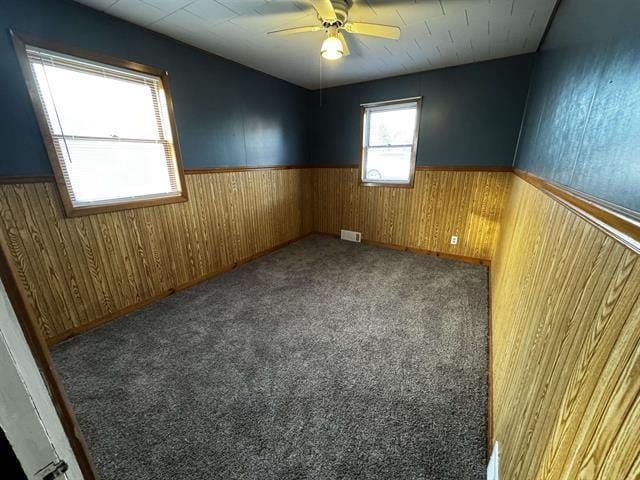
left=267, top=0, right=401, bottom=61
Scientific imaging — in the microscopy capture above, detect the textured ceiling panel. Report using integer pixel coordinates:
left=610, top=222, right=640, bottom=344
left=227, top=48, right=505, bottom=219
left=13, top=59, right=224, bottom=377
left=74, top=0, right=557, bottom=89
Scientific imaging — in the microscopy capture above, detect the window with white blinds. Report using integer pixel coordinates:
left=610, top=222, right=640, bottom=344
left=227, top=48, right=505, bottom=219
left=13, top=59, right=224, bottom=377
left=360, top=98, right=421, bottom=186
left=24, top=45, right=184, bottom=211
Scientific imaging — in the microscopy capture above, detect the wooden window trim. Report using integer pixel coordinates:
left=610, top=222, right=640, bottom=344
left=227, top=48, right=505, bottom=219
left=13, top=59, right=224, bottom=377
left=358, top=96, right=422, bottom=188
left=11, top=30, right=188, bottom=218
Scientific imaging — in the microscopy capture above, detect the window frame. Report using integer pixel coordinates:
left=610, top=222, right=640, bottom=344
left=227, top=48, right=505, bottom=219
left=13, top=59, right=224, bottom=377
left=359, top=96, right=422, bottom=188
left=11, top=30, right=188, bottom=217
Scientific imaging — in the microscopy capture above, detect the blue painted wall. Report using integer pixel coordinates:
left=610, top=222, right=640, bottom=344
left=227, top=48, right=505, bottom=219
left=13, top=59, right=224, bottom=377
left=310, top=55, right=534, bottom=167
left=514, top=0, right=640, bottom=211
left=0, top=0, right=312, bottom=175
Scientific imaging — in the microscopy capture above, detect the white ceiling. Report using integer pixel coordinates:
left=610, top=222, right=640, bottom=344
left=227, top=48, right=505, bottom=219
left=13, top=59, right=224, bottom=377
left=74, top=0, right=557, bottom=89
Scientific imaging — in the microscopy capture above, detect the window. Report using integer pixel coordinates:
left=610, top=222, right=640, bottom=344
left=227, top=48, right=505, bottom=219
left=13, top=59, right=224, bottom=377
left=360, top=97, right=421, bottom=187
left=13, top=32, right=186, bottom=216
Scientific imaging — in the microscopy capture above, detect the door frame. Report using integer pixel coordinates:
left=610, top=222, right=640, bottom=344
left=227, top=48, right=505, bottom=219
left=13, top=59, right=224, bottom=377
left=0, top=236, right=98, bottom=479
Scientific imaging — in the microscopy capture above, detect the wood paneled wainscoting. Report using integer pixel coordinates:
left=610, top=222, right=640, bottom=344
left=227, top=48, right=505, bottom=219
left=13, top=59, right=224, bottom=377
left=0, top=168, right=313, bottom=344
left=0, top=166, right=510, bottom=343
left=490, top=174, right=640, bottom=479
left=312, top=167, right=511, bottom=263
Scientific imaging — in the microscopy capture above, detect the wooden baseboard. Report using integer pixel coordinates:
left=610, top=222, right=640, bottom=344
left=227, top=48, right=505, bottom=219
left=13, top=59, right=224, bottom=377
left=406, top=246, right=491, bottom=266
left=312, top=232, right=491, bottom=266
left=47, top=232, right=313, bottom=346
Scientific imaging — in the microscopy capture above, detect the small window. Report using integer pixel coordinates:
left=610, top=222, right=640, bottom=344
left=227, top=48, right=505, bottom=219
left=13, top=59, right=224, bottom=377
left=360, top=97, right=421, bottom=187
left=13, top=33, right=187, bottom=216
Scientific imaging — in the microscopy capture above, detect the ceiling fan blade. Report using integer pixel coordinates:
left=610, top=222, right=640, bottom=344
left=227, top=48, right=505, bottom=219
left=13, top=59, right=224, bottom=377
left=310, top=0, right=337, bottom=21
left=267, top=25, right=324, bottom=36
left=344, top=22, right=401, bottom=40
left=338, top=32, right=350, bottom=56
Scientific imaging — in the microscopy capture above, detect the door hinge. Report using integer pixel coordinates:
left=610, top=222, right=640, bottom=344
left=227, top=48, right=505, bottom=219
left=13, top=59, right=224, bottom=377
left=38, top=460, right=68, bottom=480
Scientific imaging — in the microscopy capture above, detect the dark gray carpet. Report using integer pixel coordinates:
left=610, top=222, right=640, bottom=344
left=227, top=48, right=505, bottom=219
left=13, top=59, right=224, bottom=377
left=52, top=235, right=488, bottom=480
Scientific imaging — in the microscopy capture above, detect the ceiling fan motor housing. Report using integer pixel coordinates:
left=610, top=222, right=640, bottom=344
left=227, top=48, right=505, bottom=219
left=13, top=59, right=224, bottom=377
left=323, top=0, right=349, bottom=28
left=267, top=0, right=399, bottom=47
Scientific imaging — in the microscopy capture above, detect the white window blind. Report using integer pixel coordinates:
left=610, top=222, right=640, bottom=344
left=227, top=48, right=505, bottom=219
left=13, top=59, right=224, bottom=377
left=26, top=46, right=182, bottom=208
left=361, top=100, right=420, bottom=184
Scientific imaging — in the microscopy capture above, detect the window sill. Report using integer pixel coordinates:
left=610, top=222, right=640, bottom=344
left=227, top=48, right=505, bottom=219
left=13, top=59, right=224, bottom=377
left=359, top=180, right=415, bottom=189
left=60, top=191, right=188, bottom=218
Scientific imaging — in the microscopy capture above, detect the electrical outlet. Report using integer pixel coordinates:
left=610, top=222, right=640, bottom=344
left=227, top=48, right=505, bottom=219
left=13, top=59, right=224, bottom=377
left=450, top=235, right=458, bottom=245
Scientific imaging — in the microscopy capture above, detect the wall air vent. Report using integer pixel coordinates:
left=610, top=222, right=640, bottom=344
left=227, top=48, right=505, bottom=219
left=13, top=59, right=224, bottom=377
left=340, top=229, right=362, bottom=243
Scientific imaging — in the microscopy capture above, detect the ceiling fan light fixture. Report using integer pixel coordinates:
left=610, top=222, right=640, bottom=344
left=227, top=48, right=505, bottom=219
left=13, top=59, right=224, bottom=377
left=321, top=32, right=343, bottom=60
left=267, top=1, right=400, bottom=63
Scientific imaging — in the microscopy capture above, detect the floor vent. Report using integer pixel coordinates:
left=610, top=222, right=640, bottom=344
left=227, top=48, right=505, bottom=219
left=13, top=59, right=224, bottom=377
left=340, top=229, right=362, bottom=243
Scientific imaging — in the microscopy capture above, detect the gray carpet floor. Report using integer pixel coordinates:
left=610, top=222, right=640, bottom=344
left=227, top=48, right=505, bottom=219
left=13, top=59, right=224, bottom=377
left=52, top=235, right=488, bottom=480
